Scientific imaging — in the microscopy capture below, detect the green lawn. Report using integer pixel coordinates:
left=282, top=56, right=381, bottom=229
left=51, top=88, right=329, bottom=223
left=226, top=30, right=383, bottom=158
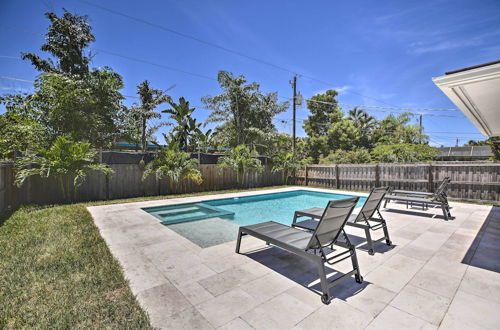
left=0, top=186, right=286, bottom=328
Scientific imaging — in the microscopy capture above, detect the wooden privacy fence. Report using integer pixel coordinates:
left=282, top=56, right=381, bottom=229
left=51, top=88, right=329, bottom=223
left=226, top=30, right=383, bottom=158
left=0, top=162, right=282, bottom=217
left=296, top=162, right=500, bottom=202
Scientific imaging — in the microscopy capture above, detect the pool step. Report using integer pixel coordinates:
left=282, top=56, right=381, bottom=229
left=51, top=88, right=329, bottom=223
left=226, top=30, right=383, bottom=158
left=152, top=206, right=210, bottom=218
left=143, top=203, right=235, bottom=225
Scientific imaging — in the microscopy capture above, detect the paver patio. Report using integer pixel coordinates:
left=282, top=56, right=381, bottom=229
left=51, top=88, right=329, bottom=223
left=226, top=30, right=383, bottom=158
left=87, top=187, right=500, bottom=329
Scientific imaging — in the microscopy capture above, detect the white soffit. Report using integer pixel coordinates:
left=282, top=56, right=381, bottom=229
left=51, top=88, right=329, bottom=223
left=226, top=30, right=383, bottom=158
left=433, top=62, right=500, bottom=137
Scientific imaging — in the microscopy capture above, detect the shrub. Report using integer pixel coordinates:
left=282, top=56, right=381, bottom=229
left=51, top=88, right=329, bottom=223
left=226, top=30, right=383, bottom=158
left=371, top=143, right=438, bottom=163
left=319, top=149, right=372, bottom=164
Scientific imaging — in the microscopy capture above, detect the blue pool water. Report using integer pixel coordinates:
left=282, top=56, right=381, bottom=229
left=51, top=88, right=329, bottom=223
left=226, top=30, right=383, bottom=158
left=143, top=190, right=365, bottom=248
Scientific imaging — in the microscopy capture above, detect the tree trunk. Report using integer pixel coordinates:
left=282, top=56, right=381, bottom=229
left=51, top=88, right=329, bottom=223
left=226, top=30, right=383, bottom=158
left=141, top=117, right=147, bottom=152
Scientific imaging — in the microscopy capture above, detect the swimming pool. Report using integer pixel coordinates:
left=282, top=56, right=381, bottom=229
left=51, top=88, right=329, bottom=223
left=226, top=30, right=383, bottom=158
left=143, top=190, right=366, bottom=248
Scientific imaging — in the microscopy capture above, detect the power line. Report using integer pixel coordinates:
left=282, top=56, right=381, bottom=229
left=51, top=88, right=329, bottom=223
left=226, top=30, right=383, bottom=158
left=0, top=75, right=34, bottom=83
left=429, top=131, right=483, bottom=135
left=93, top=48, right=216, bottom=81
left=75, top=0, right=403, bottom=107
left=0, top=24, right=217, bottom=82
left=0, top=22, right=460, bottom=113
left=77, top=0, right=297, bottom=75
left=0, top=75, right=140, bottom=99
left=279, top=96, right=461, bottom=116
left=303, top=97, right=458, bottom=112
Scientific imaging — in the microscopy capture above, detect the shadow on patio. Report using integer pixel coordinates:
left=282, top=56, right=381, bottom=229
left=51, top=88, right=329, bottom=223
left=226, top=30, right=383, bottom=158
left=462, top=206, right=500, bottom=273
left=241, top=236, right=398, bottom=300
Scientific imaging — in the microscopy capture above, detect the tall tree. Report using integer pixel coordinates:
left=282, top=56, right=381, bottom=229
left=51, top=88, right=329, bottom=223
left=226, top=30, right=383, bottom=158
left=22, top=10, right=95, bottom=75
left=303, top=89, right=343, bottom=137
left=28, top=69, right=126, bottom=147
left=131, top=80, right=171, bottom=152
left=348, top=107, right=376, bottom=131
left=347, top=108, right=377, bottom=148
left=163, top=97, right=202, bottom=151
left=372, top=113, right=427, bottom=145
left=202, top=71, right=288, bottom=147
left=5, top=9, right=127, bottom=149
left=327, top=119, right=362, bottom=151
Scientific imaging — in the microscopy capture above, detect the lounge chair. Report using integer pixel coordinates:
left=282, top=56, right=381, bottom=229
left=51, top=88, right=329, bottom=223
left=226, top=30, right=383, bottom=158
left=383, top=179, right=452, bottom=220
left=235, top=197, right=362, bottom=305
left=292, top=187, right=391, bottom=255
left=386, top=177, right=450, bottom=200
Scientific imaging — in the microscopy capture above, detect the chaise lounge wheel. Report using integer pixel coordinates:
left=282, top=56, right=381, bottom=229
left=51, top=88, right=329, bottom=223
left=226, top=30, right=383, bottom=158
left=355, top=274, right=363, bottom=283
left=368, top=249, right=374, bottom=255
left=321, top=294, right=331, bottom=305
left=386, top=240, right=392, bottom=246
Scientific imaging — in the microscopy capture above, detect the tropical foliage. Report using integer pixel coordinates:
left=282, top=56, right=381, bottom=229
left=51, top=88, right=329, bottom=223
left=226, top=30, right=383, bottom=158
left=142, top=142, right=202, bottom=187
left=130, top=80, right=171, bottom=151
left=163, top=97, right=202, bottom=151
left=202, top=71, right=288, bottom=148
left=14, top=136, right=113, bottom=202
left=0, top=7, right=465, bottom=202
left=301, top=89, right=434, bottom=164
left=320, top=149, right=372, bottom=164
left=27, top=70, right=126, bottom=147
left=272, top=152, right=306, bottom=184
left=218, top=144, right=263, bottom=186
left=371, top=143, right=438, bottom=163
left=303, top=89, right=343, bottom=137
left=0, top=95, right=46, bottom=159
left=21, top=10, right=94, bottom=75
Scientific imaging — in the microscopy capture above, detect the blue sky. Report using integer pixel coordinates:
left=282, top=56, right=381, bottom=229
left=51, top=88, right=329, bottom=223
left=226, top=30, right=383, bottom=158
left=1, top=0, right=499, bottom=146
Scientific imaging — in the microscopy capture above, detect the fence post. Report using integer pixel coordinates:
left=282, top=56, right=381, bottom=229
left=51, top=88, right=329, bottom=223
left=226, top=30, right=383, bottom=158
left=105, top=174, right=110, bottom=200
left=428, top=164, right=434, bottom=192
left=375, top=164, right=380, bottom=187
left=335, top=164, right=340, bottom=189
left=305, top=165, right=309, bottom=186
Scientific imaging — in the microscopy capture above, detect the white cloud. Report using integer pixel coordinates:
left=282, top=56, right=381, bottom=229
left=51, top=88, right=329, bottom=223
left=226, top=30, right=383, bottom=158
left=409, top=30, right=500, bottom=54
left=409, top=39, right=482, bottom=54
left=310, top=85, right=351, bottom=97
left=333, top=85, right=352, bottom=94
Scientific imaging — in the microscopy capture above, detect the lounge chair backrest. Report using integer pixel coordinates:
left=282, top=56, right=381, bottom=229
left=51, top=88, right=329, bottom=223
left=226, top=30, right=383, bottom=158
left=306, top=197, right=359, bottom=250
left=355, top=187, right=390, bottom=222
left=434, top=177, right=450, bottom=195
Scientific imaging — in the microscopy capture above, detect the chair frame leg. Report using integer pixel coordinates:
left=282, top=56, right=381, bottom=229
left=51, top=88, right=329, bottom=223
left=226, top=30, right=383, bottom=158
left=364, top=227, right=374, bottom=255
left=235, top=229, right=244, bottom=253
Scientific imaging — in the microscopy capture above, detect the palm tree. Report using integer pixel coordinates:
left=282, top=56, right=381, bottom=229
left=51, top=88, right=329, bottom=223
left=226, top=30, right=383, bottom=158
left=142, top=142, right=202, bottom=194
left=348, top=107, right=376, bottom=131
left=162, top=97, right=201, bottom=151
left=218, top=144, right=263, bottom=187
left=131, top=80, right=171, bottom=152
left=15, top=136, right=113, bottom=202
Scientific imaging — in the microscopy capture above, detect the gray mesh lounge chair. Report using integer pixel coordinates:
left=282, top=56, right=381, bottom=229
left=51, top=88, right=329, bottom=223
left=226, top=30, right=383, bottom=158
left=383, top=178, right=452, bottom=220
left=235, top=197, right=362, bottom=305
left=292, top=187, right=391, bottom=255
left=388, top=177, right=450, bottom=199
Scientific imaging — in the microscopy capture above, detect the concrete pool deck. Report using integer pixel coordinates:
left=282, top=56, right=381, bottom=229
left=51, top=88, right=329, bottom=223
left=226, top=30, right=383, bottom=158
left=87, top=187, right=500, bottom=329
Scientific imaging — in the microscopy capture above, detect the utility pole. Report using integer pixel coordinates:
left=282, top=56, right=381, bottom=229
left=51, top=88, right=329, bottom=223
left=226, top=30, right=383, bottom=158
left=419, top=114, right=423, bottom=144
left=290, top=74, right=297, bottom=155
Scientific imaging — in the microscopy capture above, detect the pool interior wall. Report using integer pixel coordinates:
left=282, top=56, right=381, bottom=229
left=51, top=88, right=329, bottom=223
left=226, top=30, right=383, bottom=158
left=143, top=190, right=366, bottom=248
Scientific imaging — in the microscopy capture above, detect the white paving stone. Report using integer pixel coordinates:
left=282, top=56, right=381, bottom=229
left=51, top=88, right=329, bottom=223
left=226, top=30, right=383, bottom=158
left=87, top=187, right=499, bottom=330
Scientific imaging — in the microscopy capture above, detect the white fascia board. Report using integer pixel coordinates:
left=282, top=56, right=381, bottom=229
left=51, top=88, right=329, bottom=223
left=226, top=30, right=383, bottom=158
left=432, top=63, right=500, bottom=137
